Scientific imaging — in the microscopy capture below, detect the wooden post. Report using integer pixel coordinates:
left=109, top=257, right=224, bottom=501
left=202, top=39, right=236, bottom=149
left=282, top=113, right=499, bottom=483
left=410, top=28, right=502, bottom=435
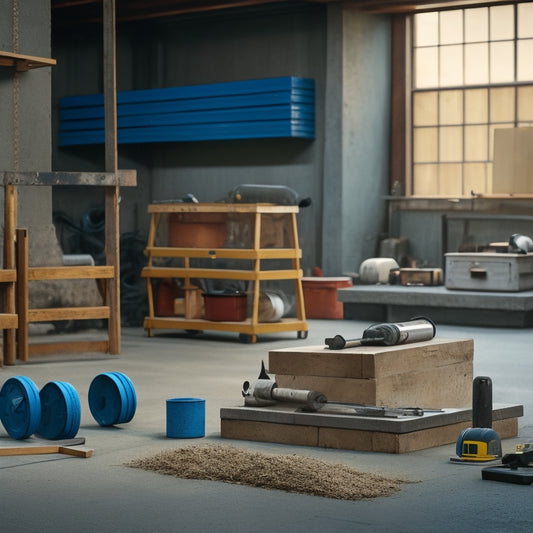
left=15, top=228, right=28, bottom=362
left=103, top=0, right=120, bottom=354
left=3, top=185, right=17, bottom=365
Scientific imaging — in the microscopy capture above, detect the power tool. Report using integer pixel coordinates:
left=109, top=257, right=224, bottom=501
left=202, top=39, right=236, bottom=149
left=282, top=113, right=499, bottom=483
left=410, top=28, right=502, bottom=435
left=325, top=317, right=436, bottom=350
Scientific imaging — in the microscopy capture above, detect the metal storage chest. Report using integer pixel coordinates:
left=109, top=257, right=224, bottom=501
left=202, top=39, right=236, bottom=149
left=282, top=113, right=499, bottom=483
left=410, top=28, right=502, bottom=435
left=445, top=252, right=533, bottom=292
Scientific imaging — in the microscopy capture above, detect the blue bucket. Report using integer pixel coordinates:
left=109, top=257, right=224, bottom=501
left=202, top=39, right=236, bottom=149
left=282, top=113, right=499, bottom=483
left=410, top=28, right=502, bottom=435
left=166, top=398, right=205, bottom=438
left=88, top=372, right=137, bottom=426
left=37, top=381, right=81, bottom=440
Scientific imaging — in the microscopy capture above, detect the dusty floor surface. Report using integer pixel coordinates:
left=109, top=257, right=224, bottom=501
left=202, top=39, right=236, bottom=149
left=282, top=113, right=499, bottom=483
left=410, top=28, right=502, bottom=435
left=1, top=319, right=532, bottom=532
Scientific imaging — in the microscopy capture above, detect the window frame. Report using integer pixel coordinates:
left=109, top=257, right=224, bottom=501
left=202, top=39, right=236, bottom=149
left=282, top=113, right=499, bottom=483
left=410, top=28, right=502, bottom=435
left=392, top=2, right=533, bottom=198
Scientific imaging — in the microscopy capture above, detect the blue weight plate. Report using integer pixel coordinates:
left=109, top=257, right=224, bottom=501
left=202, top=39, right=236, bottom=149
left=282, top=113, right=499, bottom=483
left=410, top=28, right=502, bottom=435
left=88, top=373, right=123, bottom=426
left=37, top=381, right=81, bottom=440
left=111, top=372, right=137, bottom=424
left=61, top=382, right=81, bottom=439
left=0, top=376, right=41, bottom=440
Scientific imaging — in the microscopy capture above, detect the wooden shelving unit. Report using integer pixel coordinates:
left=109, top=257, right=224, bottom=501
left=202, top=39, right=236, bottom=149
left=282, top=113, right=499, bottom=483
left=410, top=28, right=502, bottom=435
left=142, top=203, right=308, bottom=343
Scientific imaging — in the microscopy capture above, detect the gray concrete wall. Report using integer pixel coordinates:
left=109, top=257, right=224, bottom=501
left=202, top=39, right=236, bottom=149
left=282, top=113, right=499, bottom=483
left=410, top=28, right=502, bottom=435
left=51, top=5, right=392, bottom=277
left=147, top=7, right=326, bottom=273
left=1, top=0, right=53, bottom=231
left=322, top=6, right=391, bottom=275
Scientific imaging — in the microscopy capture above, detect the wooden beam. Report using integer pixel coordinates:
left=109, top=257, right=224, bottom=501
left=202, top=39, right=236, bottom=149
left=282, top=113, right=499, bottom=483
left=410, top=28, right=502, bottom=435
left=3, top=186, right=17, bottom=365
left=16, top=229, right=29, bottom=362
left=0, top=170, right=136, bottom=187
left=103, top=0, right=121, bottom=354
left=390, top=15, right=408, bottom=196
left=0, top=51, right=56, bottom=71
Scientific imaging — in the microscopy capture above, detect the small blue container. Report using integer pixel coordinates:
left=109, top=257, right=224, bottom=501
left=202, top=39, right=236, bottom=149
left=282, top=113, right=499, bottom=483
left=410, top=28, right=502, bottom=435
left=166, top=398, right=205, bottom=438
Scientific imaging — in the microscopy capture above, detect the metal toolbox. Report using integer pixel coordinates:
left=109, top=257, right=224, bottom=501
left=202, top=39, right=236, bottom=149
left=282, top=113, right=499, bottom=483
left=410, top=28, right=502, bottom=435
left=445, top=252, right=533, bottom=292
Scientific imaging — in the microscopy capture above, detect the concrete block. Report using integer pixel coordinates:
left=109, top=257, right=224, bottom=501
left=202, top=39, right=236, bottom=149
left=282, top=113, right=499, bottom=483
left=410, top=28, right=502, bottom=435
left=271, top=337, right=473, bottom=408
left=269, top=338, right=473, bottom=379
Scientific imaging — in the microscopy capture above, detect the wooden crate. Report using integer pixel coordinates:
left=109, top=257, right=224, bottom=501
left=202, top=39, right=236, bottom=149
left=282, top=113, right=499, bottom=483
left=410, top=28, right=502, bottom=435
left=269, top=338, right=473, bottom=408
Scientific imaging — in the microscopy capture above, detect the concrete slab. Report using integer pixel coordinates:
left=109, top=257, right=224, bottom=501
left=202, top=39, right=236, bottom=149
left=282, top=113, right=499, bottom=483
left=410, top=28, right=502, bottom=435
left=339, top=285, right=533, bottom=326
left=220, top=403, right=523, bottom=434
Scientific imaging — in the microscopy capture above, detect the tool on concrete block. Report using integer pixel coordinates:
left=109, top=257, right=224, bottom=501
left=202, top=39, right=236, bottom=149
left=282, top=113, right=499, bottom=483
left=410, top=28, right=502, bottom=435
left=242, top=379, right=327, bottom=410
left=320, top=402, right=424, bottom=418
left=243, top=360, right=326, bottom=409
left=242, top=362, right=425, bottom=416
left=325, top=317, right=436, bottom=350
left=482, top=446, right=533, bottom=484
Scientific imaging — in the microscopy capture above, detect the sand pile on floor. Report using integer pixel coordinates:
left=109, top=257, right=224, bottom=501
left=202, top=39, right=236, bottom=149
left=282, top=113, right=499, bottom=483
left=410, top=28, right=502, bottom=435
left=126, top=444, right=405, bottom=500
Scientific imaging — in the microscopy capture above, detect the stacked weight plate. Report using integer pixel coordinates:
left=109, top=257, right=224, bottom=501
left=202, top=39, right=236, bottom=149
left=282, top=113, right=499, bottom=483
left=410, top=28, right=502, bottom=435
left=37, top=381, right=81, bottom=440
left=88, top=372, right=137, bottom=426
left=0, top=376, right=41, bottom=440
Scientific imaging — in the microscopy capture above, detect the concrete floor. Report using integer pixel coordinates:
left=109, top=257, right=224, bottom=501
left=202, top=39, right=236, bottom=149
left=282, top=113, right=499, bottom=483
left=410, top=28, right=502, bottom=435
left=1, top=318, right=532, bottom=532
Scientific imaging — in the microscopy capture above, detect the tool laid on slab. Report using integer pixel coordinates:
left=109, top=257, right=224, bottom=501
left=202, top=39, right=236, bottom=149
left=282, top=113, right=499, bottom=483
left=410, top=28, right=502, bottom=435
left=242, top=362, right=425, bottom=418
left=325, top=317, right=436, bottom=350
left=242, top=378, right=327, bottom=410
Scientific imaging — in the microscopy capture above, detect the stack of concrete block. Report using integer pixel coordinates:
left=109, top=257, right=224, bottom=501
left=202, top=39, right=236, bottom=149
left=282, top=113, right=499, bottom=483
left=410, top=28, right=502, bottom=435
left=220, top=338, right=523, bottom=453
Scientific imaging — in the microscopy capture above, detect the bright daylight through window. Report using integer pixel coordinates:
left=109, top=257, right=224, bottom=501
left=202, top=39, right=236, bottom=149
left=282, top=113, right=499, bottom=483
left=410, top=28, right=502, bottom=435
left=411, top=2, right=533, bottom=196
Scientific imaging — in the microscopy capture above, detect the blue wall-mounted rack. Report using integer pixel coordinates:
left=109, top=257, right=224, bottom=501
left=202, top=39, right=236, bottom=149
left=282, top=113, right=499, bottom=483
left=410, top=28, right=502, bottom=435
left=59, top=76, right=315, bottom=146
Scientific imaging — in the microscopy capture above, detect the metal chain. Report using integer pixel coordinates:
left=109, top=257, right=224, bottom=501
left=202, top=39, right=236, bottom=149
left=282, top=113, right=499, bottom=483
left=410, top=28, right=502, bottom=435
left=13, top=0, right=20, bottom=171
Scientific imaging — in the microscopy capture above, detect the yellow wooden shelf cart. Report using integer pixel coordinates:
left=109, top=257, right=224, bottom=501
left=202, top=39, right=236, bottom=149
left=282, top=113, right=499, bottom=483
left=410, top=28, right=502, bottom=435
left=142, top=203, right=308, bottom=343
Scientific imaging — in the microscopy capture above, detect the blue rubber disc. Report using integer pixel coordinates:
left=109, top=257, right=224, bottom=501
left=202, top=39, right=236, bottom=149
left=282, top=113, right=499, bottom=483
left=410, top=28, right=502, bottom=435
left=111, top=372, right=137, bottom=424
left=0, top=376, right=41, bottom=440
left=37, top=381, right=81, bottom=440
left=88, top=372, right=136, bottom=426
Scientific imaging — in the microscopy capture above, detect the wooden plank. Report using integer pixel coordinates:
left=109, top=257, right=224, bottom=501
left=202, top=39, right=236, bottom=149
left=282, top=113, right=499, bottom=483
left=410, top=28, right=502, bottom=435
left=144, top=247, right=301, bottom=260
left=0, top=314, right=18, bottom=329
left=0, top=445, right=92, bottom=458
left=143, top=316, right=307, bottom=335
left=268, top=338, right=474, bottom=379
left=0, top=170, right=136, bottom=187
left=141, top=266, right=301, bottom=281
left=0, top=270, right=16, bottom=282
left=0, top=50, right=56, bottom=71
left=493, top=128, right=533, bottom=194
left=28, top=265, right=114, bottom=280
left=28, top=306, right=110, bottom=322
left=147, top=203, right=298, bottom=214
left=28, top=340, right=109, bottom=356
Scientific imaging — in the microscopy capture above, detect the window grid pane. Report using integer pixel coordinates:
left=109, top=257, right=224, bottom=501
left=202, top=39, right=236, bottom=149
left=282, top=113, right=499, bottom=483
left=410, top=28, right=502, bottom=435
left=411, top=3, right=533, bottom=196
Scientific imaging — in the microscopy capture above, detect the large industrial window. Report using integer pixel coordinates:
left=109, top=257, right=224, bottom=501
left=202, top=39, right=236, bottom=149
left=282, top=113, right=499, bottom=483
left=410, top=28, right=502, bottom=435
left=411, top=2, right=533, bottom=196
